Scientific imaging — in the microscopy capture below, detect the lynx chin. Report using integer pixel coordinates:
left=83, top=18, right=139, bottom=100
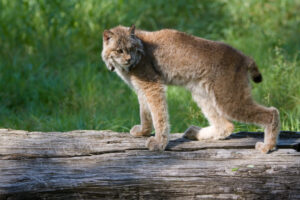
left=101, top=25, right=280, bottom=153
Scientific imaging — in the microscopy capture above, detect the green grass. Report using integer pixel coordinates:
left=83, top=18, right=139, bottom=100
left=0, top=0, right=299, bottom=133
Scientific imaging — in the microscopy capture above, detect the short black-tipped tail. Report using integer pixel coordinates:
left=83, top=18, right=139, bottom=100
left=252, top=73, right=262, bottom=83
left=246, top=58, right=262, bottom=83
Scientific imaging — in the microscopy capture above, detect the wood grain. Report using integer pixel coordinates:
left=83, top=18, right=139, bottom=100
left=0, top=129, right=299, bottom=199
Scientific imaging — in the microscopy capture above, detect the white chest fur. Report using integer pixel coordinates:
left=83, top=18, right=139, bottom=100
left=115, top=68, right=133, bottom=88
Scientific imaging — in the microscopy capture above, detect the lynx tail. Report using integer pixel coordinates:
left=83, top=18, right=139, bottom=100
left=247, top=58, right=262, bottom=83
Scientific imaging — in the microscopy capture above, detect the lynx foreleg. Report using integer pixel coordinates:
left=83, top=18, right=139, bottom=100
left=139, top=82, right=169, bottom=151
left=130, top=93, right=152, bottom=137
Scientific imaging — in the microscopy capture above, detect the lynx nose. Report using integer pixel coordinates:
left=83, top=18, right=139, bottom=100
left=125, top=55, right=131, bottom=63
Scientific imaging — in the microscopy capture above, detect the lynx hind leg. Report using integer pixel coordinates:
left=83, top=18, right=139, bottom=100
left=184, top=94, right=234, bottom=140
left=183, top=125, right=201, bottom=140
left=225, top=102, right=280, bottom=153
left=254, top=107, right=280, bottom=153
left=130, top=125, right=151, bottom=137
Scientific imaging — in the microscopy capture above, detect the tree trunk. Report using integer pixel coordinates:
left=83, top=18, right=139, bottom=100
left=0, top=129, right=299, bottom=200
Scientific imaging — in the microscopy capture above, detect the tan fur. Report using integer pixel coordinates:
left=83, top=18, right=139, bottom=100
left=101, top=25, right=280, bottom=153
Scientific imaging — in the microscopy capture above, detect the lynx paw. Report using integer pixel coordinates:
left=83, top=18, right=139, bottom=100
left=183, top=126, right=201, bottom=140
left=255, top=142, right=273, bottom=154
left=130, top=125, right=151, bottom=137
left=145, top=136, right=166, bottom=151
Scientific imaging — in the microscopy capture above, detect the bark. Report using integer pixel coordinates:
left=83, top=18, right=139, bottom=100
left=0, top=129, right=299, bottom=200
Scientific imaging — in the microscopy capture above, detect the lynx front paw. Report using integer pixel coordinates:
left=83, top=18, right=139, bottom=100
left=255, top=142, right=275, bottom=154
left=145, top=136, right=166, bottom=151
left=130, top=125, right=151, bottom=137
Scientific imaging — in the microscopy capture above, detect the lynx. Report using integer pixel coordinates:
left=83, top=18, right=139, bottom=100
left=101, top=25, right=280, bottom=153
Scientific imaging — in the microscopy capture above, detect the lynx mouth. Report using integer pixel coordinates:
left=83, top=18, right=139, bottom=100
left=120, top=61, right=136, bottom=71
left=109, top=66, right=115, bottom=71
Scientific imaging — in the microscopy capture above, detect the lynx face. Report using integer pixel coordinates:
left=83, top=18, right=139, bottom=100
left=101, top=25, right=144, bottom=72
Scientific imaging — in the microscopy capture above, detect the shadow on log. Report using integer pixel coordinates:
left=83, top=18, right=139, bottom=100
left=0, top=129, right=299, bottom=199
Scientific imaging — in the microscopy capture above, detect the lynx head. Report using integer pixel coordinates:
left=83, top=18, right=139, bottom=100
left=101, top=25, right=144, bottom=72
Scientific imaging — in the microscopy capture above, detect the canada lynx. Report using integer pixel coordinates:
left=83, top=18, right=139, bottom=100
left=101, top=25, right=280, bottom=153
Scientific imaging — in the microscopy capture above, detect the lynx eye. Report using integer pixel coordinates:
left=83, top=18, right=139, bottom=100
left=117, top=49, right=123, bottom=54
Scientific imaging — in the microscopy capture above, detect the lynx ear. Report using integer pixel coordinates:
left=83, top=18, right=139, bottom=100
left=103, top=30, right=113, bottom=42
left=129, top=24, right=135, bottom=36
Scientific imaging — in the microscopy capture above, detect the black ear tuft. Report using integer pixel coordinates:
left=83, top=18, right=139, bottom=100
left=129, top=24, right=135, bottom=35
left=103, top=30, right=113, bottom=42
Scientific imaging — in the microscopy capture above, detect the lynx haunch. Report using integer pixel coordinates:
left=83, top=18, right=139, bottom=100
left=101, top=25, right=280, bottom=153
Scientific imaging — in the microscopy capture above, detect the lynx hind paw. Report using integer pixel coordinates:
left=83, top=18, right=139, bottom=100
left=130, top=125, right=151, bottom=137
left=183, top=126, right=201, bottom=140
left=255, top=142, right=276, bottom=154
left=145, top=136, right=166, bottom=151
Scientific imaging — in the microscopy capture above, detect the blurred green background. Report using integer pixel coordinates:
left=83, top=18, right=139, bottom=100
left=0, top=0, right=299, bottom=133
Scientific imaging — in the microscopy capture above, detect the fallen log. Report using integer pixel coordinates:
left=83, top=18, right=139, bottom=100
left=0, top=129, right=299, bottom=200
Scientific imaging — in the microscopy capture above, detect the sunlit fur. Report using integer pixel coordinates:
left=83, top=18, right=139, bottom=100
left=101, top=25, right=280, bottom=153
